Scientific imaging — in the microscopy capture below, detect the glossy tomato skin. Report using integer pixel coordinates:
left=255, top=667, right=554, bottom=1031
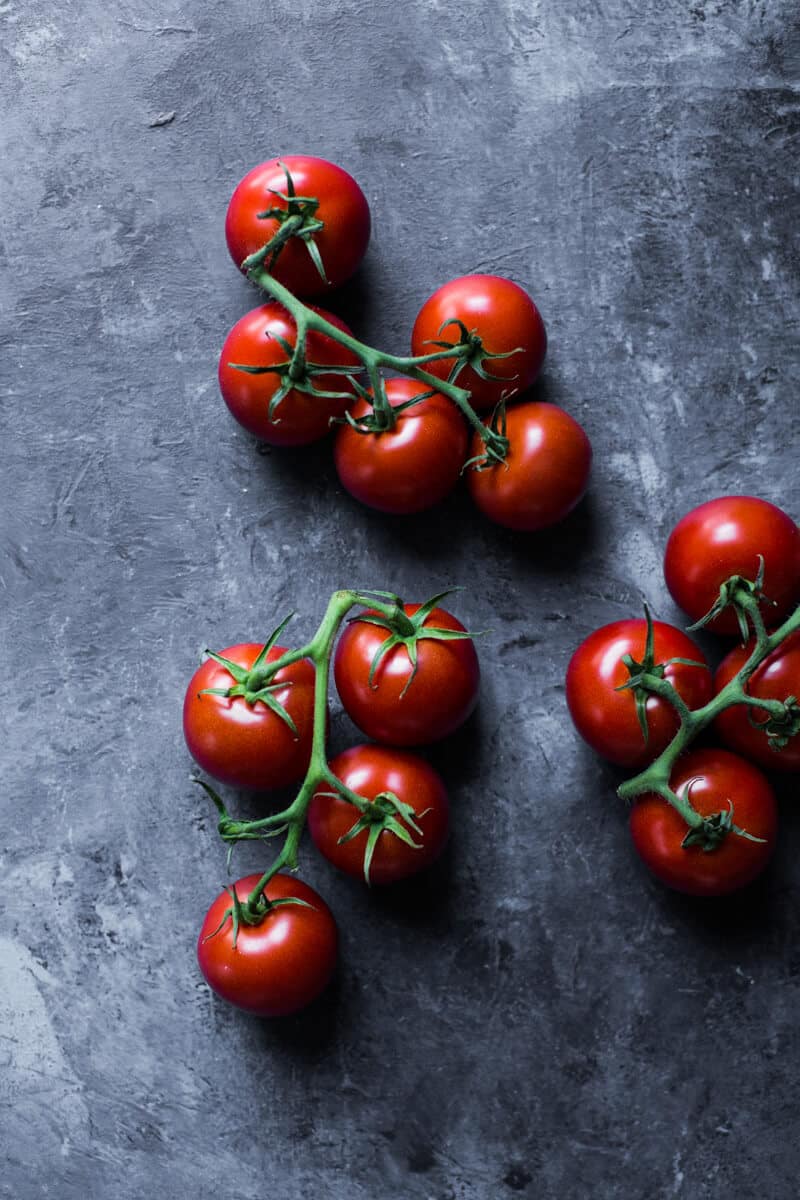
left=630, top=748, right=777, bottom=896
left=664, top=496, right=800, bottom=635
left=183, top=644, right=315, bottom=791
left=411, top=275, right=547, bottom=412
left=333, top=379, right=468, bottom=514
left=225, top=156, right=370, bottom=296
left=713, top=632, right=800, bottom=772
left=197, top=873, right=337, bottom=1017
left=467, top=402, right=591, bottom=531
left=566, top=620, right=712, bottom=769
left=218, top=304, right=360, bottom=446
left=334, top=603, right=480, bottom=746
left=308, top=745, right=449, bottom=885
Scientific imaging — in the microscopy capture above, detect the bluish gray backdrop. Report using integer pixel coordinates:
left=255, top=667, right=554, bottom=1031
left=2, top=2, right=799, bottom=1197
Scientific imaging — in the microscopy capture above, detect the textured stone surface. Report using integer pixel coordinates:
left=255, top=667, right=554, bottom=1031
left=2, top=2, right=799, bottom=1197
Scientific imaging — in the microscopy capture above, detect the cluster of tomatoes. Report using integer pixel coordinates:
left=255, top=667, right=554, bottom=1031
left=219, top=154, right=592, bottom=531
left=184, top=594, right=480, bottom=1016
left=566, top=496, right=800, bottom=897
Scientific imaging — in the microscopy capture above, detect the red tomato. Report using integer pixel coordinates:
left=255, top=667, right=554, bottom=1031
left=664, top=496, right=800, bottom=635
left=218, top=303, right=360, bottom=446
left=467, top=402, right=591, bottom=531
left=333, top=379, right=468, bottom=514
left=566, top=620, right=712, bottom=768
left=410, top=274, right=547, bottom=412
left=183, top=643, right=315, bottom=791
left=225, top=156, right=370, bottom=296
left=334, top=603, right=480, bottom=745
left=197, top=873, right=337, bottom=1016
left=308, top=745, right=449, bottom=884
left=630, top=748, right=777, bottom=896
left=713, top=632, right=800, bottom=772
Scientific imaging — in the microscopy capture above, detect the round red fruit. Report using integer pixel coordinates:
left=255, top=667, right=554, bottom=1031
left=713, top=632, right=800, bottom=772
left=566, top=620, right=712, bottom=768
left=630, top=748, right=777, bottom=896
left=334, top=603, right=479, bottom=745
left=183, top=643, right=315, bottom=791
left=333, top=379, right=468, bottom=514
left=411, top=274, right=546, bottom=412
left=219, top=304, right=360, bottom=446
left=225, top=155, right=370, bottom=296
left=309, top=745, right=449, bottom=885
left=663, top=496, right=800, bottom=635
left=467, top=402, right=591, bottom=531
left=197, top=874, right=337, bottom=1017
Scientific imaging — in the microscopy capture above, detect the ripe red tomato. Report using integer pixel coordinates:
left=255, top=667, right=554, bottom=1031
left=218, top=303, right=360, bottom=446
left=334, top=602, right=479, bottom=745
left=629, top=748, right=777, bottom=896
left=664, top=496, right=800, bottom=635
left=566, top=620, right=712, bottom=768
left=225, top=155, right=370, bottom=296
left=333, top=379, right=468, bottom=514
left=410, top=274, right=547, bottom=412
left=183, top=643, right=315, bottom=791
left=467, top=402, right=591, bottom=531
left=308, top=745, right=449, bottom=884
left=713, top=632, right=800, bottom=772
left=197, top=873, right=337, bottom=1016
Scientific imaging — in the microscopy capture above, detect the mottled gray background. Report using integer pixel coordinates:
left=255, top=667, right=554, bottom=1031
left=2, top=2, right=799, bottom=1197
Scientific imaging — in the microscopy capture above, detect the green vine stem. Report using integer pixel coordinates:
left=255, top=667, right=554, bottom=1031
left=240, top=256, right=511, bottom=463
left=617, top=585, right=800, bottom=837
left=198, top=588, right=464, bottom=926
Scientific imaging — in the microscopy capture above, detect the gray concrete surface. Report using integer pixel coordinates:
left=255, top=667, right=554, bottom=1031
left=2, top=2, right=799, bottom=1197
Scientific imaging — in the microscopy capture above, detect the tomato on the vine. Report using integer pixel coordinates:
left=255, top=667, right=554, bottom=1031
left=218, top=304, right=360, bottom=446
left=308, top=745, right=449, bottom=884
left=629, top=748, right=777, bottom=896
left=334, top=602, right=479, bottom=745
left=663, top=496, right=800, bottom=635
left=225, top=155, right=370, bottom=296
left=410, top=274, right=547, bottom=412
left=333, top=379, right=468, bottom=514
left=197, top=873, right=337, bottom=1016
left=713, top=632, right=800, bottom=772
left=467, top=402, right=591, bottom=531
left=183, top=643, right=316, bottom=791
left=566, top=619, right=712, bottom=769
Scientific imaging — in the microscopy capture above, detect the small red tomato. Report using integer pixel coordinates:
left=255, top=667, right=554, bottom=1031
left=467, top=402, right=591, bottom=531
left=225, top=155, right=370, bottom=296
left=713, top=632, right=800, bottom=772
left=308, top=745, right=449, bottom=885
left=183, top=643, right=315, bottom=791
left=197, top=873, right=338, bottom=1017
left=333, top=379, right=468, bottom=514
left=411, top=274, right=547, bottom=412
left=566, top=620, right=712, bottom=768
left=334, top=603, right=480, bottom=745
left=630, top=748, right=777, bottom=896
left=218, top=303, right=360, bottom=446
left=663, top=496, right=800, bottom=635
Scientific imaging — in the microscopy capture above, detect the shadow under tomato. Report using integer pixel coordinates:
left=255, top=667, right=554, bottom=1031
left=251, top=967, right=344, bottom=1057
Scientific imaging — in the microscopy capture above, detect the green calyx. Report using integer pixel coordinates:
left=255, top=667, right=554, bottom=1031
left=750, top=695, right=800, bottom=750
left=463, top=399, right=511, bottom=472
left=424, top=317, right=523, bottom=388
left=349, top=588, right=479, bottom=697
left=198, top=614, right=299, bottom=735
left=204, top=883, right=314, bottom=948
left=615, top=604, right=705, bottom=742
left=687, top=555, right=775, bottom=642
left=241, top=161, right=328, bottom=283
left=680, top=798, right=765, bottom=852
left=324, top=788, right=428, bottom=885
